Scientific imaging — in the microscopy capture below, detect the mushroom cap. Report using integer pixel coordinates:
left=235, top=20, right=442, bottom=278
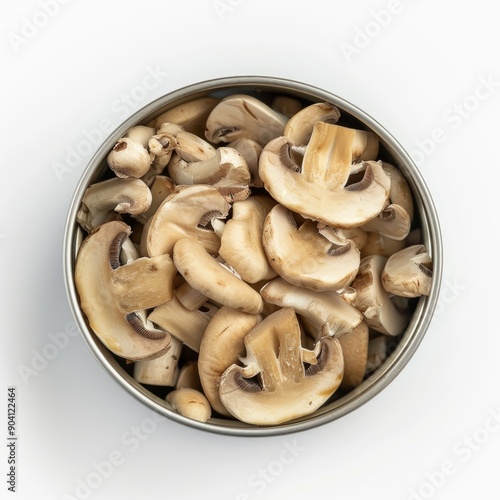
left=381, top=244, right=433, bottom=297
left=173, top=237, right=264, bottom=315
left=107, top=138, right=153, bottom=179
left=262, top=204, right=360, bottom=291
left=351, top=254, right=409, bottom=336
left=198, top=307, right=262, bottom=416
left=219, top=195, right=278, bottom=283
left=259, top=122, right=390, bottom=228
left=205, top=94, right=288, bottom=147
left=140, top=185, right=229, bottom=257
left=75, top=221, right=174, bottom=360
left=260, top=278, right=363, bottom=340
left=218, top=307, right=344, bottom=426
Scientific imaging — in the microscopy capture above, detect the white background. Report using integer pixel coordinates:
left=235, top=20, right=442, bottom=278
left=1, top=1, right=499, bottom=499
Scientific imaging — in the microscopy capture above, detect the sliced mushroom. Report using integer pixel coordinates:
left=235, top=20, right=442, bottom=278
left=361, top=163, right=415, bottom=240
left=218, top=307, right=344, bottom=426
left=148, top=96, right=220, bottom=137
left=133, top=336, right=183, bottom=386
left=74, top=221, right=175, bottom=360
left=228, top=138, right=263, bottom=187
left=381, top=244, right=433, bottom=297
left=174, top=281, right=208, bottom=311
left=133, top=175, right=176, bottom=225
left=107, top=138, right=153, bottom=179
left=166, top=388, right=211, bottom=423
left=140, top=185, right=229, bottom=257
left=361, top=231, right=406, bottom=258
left=148, top=295, right=218, bottom=352
left=205, top=94, right=288, bottom=147
left=140, top=133, right=177, bottom=186
left=174, top=130, right=216, bottom=162
left=263, top=204, right=360, bottom=291
left=271, top=95, right=303, bottom=118
left=351, top=255, right=409, bottom=336
left=259, top=122, right=390, bottom=228
left=176, top=360, right=203, bottom=392
left=168, top=147, right=251, bottom=202
left=198, top=306, right=262, bottom=417
left=219, top=195, right=277, bottom=283
left=173, top=237, right=264, bottom=314
left=260, top=278, right=363, bottom=340
left=283, top=101, right=341, bottom=147
left=338, top=321, right=369, bottom=391
left=76, top=177, right=152, bottom=232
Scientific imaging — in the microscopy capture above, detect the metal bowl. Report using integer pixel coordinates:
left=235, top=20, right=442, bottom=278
left=63, top=76, right=442, bottom=436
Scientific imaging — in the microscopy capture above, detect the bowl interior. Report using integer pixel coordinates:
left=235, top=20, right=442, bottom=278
left=64, top=76, right=442, bottom=436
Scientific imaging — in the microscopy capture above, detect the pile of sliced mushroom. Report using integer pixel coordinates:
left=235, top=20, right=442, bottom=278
left=74, top=93, right=433, bottom=426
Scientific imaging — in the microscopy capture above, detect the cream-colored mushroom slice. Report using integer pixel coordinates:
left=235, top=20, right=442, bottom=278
left=205, top=94, right=288, bottom=147
left=133, top=336, right=183, bottom=386
left=361, top=163, right=414, bottom=240
left=76, top=177, right=152, bottom=232
left=198, top=307, right=262, bottom=417
left=166, top=388, right=212, bottom=423
left=333, top=227, right=368, bottom=253
left=338, top=321, right=369, bottom=391
left=176, top=360, right=203, bottom=392
left=148, top=295, right=218, bottom=352
left=168, top=147, right=251, bottom=202
left=148, top=96, right=220, bottom=137
left=260, top=278, right=363, bottom=340
left=173, top=237, right=264, bottom=314
left=174, top=281, right=207, bottom=311
left=382, top=244, right=433, bottom=297
left=134, top=175, right=176, bottom=225
left=124, top=125, right=156, bottom=147
left=351, top=255, right=409, bottom=336
left=228, top=138, right=263, bottom=187
left=263, top=204, right=360, bottom=291
left=140, top=132, right=177, bottom=186
left=361, top=231, right=406, bottom=258
left=271, top=95, right=303, bottom=118
left=219, top=195, right=277, bottom=283
left=259, top=122, right=389, bottom=228
left=74, top=221, right=175, bottom=361
left=283, top=102, right=341, bottom=147
left=107, top=138, right=153, bottom=179
left=174, top=130, right=216, bottom=162
left=141, top=185, right=229, bottom=257
left=218, top=307, right=344, bottom=426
